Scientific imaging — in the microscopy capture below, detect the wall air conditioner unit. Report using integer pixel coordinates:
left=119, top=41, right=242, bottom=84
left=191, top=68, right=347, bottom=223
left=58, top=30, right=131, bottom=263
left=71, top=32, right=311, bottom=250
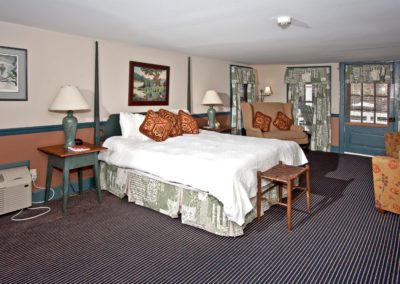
left=0, top=166, right=32, bottom=215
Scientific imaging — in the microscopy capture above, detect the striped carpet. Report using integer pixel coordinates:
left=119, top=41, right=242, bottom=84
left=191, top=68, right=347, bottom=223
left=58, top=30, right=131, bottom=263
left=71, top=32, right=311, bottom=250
left=0, top=151, right=399, bottom=283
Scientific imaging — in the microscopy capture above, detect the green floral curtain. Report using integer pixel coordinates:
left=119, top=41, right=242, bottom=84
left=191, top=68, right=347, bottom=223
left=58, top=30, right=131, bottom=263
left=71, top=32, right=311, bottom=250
left=345, top=64, right=393, bottom=84
left=231, top=66, right=256, bottom=130
left=285, top=67, right=331, bottom=151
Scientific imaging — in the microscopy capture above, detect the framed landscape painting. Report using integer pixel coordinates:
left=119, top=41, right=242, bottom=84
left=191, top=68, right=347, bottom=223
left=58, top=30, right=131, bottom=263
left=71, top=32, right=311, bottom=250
left=128, top=61, right=170, bottom=106
left=0, top=46, right=27, bottom=101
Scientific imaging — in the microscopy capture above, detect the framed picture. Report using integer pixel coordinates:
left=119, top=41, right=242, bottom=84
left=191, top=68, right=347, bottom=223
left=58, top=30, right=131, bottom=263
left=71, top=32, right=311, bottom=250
left=0, top=46, right=27, bottom=101
left=128, top=61, right=169, bottom=106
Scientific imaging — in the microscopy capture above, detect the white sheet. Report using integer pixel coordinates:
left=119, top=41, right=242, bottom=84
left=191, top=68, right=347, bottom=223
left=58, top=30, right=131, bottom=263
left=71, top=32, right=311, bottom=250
left=98, top=130, right=308, bottom=225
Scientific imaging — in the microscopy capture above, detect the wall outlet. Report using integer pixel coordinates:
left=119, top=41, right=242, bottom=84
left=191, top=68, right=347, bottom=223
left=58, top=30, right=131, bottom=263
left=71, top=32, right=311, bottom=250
left=30, top=168, right=37, bottom=182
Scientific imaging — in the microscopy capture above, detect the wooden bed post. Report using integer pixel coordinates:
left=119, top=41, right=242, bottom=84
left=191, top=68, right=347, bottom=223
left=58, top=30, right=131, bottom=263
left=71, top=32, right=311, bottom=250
left=94, top=41, right=100, bottom=145
left=187, top=56, right=192, bottom=113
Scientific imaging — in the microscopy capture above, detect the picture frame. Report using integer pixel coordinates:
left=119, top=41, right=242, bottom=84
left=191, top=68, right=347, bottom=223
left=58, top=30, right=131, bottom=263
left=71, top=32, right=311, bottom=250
left=0, top=46, right=28, bottom=101
left=128, top=61, right=169, bottom=106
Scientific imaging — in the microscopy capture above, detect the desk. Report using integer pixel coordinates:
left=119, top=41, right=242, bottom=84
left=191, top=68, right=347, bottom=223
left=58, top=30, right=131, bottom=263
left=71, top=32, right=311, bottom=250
left=38, top=143, right=107, bottom=214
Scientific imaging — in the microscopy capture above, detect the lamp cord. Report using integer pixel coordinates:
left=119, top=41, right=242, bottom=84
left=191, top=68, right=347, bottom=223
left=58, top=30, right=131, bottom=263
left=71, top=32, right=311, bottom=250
left=10, top=181, right=55, bottom=222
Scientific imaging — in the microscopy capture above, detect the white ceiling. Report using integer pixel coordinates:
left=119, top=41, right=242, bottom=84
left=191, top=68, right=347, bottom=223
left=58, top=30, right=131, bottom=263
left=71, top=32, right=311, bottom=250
left=0, top=0, right=399, bottom=64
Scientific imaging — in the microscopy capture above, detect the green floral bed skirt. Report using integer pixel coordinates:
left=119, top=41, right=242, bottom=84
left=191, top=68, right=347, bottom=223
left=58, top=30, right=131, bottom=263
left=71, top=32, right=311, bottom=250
left=100, top=162, right=283, bottom=237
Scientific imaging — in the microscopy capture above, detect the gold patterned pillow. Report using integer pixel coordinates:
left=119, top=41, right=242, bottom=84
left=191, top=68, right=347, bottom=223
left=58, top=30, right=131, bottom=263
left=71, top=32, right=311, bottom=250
left=139, top=110, right=173, bottom=142
left=158, top=109, right=182, bottom=137
left=178, top=110, right=199, bottom=134
left=273, top=111, right=292, bottom=131
left=254, top=111, right=272, bottom=132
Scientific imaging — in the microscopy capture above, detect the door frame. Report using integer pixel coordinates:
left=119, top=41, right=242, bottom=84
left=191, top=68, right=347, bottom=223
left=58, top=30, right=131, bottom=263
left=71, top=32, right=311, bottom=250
left=339, top=61, right=399, bottom=154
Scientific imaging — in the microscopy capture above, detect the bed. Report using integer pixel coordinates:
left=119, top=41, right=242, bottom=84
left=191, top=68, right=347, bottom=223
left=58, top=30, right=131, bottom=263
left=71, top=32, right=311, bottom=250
left=98, top=113, right=308, bottom=237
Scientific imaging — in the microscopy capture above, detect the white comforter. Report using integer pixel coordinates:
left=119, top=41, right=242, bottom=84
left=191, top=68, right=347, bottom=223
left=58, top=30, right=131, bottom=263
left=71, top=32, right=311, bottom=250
left=99, top=130, right=308, bottom=225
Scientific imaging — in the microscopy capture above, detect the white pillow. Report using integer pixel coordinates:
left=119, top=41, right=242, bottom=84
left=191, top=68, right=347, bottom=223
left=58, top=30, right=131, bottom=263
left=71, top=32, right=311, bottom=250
left=119, top=112, right=150, bottom=141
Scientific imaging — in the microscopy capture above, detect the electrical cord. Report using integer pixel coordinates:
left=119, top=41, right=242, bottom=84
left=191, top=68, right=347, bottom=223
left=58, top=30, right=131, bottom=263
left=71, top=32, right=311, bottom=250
left=11, top=180, right=55, bottom=222
left=11, top=207, right=51, bottom=222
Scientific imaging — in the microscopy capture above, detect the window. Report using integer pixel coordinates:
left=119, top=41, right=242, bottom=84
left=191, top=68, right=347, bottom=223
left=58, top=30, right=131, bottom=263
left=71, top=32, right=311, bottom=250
left=296, top=84, right=314, bottom=132
left=346, top=82, right=389, bottom=125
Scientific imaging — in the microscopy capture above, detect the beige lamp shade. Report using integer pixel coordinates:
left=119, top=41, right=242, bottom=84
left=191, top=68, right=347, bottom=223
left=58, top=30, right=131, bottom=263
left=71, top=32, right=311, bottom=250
left=201, top=90, right=223, bottom=106
left=49, top=86, right=90, bottom=111
left=264, top=86, right=272, bottom=95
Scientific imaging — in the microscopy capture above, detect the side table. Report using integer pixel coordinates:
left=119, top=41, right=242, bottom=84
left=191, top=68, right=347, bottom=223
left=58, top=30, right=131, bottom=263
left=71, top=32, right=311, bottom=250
left=200, top=125, right=236, bottom=134
left=38, top=143, right=107, bottom=214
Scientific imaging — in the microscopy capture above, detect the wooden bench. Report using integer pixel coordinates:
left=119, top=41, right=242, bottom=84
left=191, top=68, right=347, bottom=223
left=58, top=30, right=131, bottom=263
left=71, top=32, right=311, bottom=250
left=257, top=161, right=311, bottom=231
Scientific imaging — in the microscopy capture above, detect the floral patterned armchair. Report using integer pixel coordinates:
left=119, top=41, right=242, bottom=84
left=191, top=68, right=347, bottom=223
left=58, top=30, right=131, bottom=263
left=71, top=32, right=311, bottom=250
left=371, top=132, right=400, bottom=215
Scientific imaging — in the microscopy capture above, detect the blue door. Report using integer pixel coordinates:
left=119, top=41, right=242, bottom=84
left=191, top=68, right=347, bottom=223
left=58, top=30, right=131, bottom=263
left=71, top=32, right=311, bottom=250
left=341, top=63, right=396, bottom=156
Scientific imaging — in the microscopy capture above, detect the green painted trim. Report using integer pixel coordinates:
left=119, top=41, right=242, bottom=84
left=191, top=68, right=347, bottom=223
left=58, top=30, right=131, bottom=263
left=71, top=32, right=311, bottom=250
left=32, top=177, right=95, bottom=203
left=192, top=111, right=230, bottom=118
left=330, top=146, right=340, bottom=153
left=0, top=160, right=30, bottom=170
left=331, top=113, right=339, bottom=117
left=0, top=122, right=102, bottom=137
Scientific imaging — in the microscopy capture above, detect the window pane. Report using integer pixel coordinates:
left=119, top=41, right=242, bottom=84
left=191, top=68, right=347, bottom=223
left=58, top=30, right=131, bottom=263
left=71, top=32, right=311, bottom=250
left=376, top=97, right=388, bottom=124
left=350, top=110, right=361, bottom=123
left=363, top=83, right=374, bottom=96
left=376, top=83, right=388, bottom=96
left=305, top=84, right=313, bottom=102
left=350, top=95, right=362, bottom=111
left=350, top=83, right=361, bottom=95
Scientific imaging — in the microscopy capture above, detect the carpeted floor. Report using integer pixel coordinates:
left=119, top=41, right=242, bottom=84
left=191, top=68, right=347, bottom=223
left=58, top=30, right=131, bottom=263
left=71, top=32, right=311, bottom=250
left=0, top=151, right=399, bottom=283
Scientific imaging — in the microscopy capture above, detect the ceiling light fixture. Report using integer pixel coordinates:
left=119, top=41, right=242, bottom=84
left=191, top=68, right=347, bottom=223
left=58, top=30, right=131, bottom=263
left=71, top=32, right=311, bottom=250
left=276, top=16, right=292, bottom=28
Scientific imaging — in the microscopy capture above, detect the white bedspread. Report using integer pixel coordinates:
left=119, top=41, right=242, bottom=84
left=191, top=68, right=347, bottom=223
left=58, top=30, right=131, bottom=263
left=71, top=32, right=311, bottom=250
left=98, top=130, right=308, bottom=225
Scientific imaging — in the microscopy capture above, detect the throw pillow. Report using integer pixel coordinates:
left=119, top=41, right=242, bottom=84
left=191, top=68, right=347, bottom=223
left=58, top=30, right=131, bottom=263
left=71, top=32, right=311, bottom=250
left=178, top=110, right=199, bottom=134
left=273, top=111, right=292, bottom=131
left=158, top=108, right=182, bottom=137
left=139, top=110, right=173, bottom=142
left=253, top=111, right=272, bottom=132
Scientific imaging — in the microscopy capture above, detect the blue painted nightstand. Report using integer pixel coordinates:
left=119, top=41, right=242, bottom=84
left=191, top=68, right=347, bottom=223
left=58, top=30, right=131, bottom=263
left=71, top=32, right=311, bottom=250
left=38, top=143, right=107, bottom=214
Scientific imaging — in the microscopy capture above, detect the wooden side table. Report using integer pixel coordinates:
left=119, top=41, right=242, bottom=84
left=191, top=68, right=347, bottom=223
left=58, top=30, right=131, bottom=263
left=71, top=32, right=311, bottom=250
left=257, top=161, right=311, bottom=231
left=38, top=143, right=107, bottom=214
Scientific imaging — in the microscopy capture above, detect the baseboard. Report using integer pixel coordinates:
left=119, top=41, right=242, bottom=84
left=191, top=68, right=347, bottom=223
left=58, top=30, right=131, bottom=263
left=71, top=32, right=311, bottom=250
left=32, top=177, right=95, bottom=203
left=0, top=160, right=30, bottom=170
left=330, top=146, right=340, bottom=153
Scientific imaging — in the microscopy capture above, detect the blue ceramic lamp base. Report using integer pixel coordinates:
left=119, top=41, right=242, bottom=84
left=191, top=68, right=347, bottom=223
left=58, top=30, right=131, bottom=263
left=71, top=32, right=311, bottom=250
left=207, top=106, right=216, bottom=128
left=63, top=110, right=78, bottom=148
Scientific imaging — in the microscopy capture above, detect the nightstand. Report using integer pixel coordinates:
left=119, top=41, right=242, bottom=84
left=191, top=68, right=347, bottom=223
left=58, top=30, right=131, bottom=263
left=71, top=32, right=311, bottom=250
left=38, top=143, right=107, bottom=214
left=200, top=125, right=236, bottom=134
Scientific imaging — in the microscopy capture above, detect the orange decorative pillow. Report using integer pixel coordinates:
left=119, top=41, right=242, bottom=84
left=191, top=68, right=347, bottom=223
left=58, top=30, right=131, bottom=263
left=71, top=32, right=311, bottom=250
left=139, top=110, right=173, bottom=142
left=273, top=111, right=292, bottom=131
left=158, top=109, right=182, bottom=137
left=178, top=110, right=199, bottom=134
left=254, top=111, right=272, bottom=132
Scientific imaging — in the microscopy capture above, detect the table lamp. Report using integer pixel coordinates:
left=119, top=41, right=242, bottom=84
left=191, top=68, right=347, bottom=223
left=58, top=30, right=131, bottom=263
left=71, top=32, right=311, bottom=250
left=49, top=86, right=90, bottom=148
left=201, top=90, right=223, bottom=128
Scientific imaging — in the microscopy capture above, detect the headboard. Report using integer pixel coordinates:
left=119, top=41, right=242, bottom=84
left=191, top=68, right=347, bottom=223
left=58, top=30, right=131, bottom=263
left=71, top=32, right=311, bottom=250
left=100, top=114, right=122, bottom=141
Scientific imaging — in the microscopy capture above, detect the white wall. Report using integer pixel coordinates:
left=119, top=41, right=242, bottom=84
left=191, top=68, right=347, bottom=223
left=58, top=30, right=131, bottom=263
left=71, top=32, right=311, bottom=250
left=0, top=21, right=95, bottom=128
left=99, top=40, right=188, bottom=115
left=254, top=63, right=340, bottom=114
left=0, top=21, right=233, bottom=129
left=191, top=56, right=231, bottom=113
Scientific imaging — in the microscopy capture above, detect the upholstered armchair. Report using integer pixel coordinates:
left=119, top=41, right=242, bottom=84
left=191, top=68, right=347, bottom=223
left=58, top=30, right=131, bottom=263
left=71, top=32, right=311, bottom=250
left=241, top=102, right=308, bottom=145
left=372, top=132, right=400, bottom=215
left=384, top=132, right=400, bottom=158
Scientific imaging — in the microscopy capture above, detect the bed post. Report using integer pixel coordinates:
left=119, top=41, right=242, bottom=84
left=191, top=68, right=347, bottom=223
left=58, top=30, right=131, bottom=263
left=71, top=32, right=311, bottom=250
left=94, top=41, right=100, bottom=145
left=187, top=56, right=192, bottom=113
